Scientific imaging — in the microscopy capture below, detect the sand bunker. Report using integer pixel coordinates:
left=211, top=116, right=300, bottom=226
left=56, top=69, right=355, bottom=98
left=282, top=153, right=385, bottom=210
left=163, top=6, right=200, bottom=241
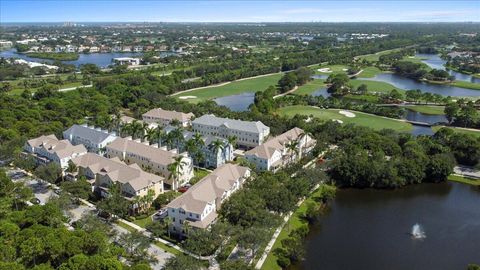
left=179, top=96, right=197, bottom=99
left=339, top=110, right=356, bottom=118
left=342, top=68, right=348, bottom=71
left=318, top=68, right=332, bottom=73
left=332, top=119, right=344, bottom=124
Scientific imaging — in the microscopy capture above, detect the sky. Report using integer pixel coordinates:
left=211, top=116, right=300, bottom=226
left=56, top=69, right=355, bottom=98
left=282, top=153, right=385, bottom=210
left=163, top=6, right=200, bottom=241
left=1, top=1, right=479, bottom=23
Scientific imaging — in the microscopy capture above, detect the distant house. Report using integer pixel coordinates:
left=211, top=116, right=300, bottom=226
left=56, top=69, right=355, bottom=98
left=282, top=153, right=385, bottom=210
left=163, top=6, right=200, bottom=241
left=89, top=46, right=100, bottom=53
left=72, top=153, right=164, bottom=202
left=63, top=124, right=117, bottom=154
left=23, top=134, right=87, bottom=169
left=133, top=45, right=143, bottom=52
left=166, top=164, right=250, bottom=235
left=142, top=108, right=194, bottom=127
left=192, top=114, right=270, bottom=148
left=65, top=45, right=76, bottom=53
left=105, top=137, right=194, bottom=189
left=112, top=57, right=141, bottom=66
left=245, top=127, right=316, bottom=171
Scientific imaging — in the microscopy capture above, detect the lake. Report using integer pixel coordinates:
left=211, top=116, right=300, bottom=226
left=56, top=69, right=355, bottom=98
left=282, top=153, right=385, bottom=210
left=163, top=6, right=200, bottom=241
left=416, top=53, right=480, bottom=84
left=362, top=73, right=480, bottom=97
left=214, top=92, right=255, bottom=112
left=0, top=49, right=175, bottom=67
left=292, top=182, right=480, bottom=270
left=404, top=109, right=447, bottom=136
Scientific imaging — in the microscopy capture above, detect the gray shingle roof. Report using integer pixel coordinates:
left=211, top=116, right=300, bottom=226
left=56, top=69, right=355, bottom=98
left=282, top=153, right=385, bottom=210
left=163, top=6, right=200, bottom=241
left=63, top=125, right=116, bottom=145
left=192, top=114, right=269, bottom=134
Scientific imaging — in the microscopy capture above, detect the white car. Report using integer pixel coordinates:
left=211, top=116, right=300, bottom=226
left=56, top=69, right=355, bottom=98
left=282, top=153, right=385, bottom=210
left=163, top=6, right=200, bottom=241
left=152, top=209, right=168, bottom=220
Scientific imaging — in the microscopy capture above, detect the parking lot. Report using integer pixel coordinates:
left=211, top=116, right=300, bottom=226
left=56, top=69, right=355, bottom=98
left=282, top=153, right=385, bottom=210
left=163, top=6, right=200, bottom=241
left=6, top=168, right=58, bottom=205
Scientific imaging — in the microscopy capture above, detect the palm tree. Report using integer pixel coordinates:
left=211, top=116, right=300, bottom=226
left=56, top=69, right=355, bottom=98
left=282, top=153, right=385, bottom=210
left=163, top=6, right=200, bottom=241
left=167, top=155, right=187, bottom=190
left=129, top=120, right=143, bottom=139
left=169, top=127, right=184, bottom=150
left=170, top=119, right=181, bottom=127
left=286, top=140, right=300, bottom=164
left=211, top=139, right=224, bottom=156
left=163, top=216, right=173, bottom=238
left=182, top=220, right=191, bottom=238
left=227, top=135, right=237, bottom=148
left=112, top=111, right=122, bottom=133
left=120, top=123, right=131, bottom=138
left=296, top=131, right=312, bottom=158
left=152, top=125, right=165, bottom=146
left=143, top=127, right=156, bottom=145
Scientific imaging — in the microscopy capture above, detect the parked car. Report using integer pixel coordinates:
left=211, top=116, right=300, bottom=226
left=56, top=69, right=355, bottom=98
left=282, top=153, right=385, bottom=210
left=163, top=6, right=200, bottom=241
left=30, top=198, right=41, bottom=205
left=178, top=185, right=190, bottom=193
left=153, top=209, right=168, bottom=220
left=97, top=211, right=112, bottom=220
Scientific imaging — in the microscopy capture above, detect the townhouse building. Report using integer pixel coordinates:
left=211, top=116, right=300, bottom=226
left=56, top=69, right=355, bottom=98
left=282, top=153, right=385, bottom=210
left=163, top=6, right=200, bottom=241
left=72, top=153, right=164, bottom=202
left=192, top=114, right=270, bottom=148
left=166, top=164, right=250, bottom=234
left=142, top=108, right=194, bottom=127
left=105, top=137, right=194, bottom=190
left=63, top=124, right=117, bottom=154
left=245, top=127, right=316, bottom=171
left=23, top=134, right=87, bottom=169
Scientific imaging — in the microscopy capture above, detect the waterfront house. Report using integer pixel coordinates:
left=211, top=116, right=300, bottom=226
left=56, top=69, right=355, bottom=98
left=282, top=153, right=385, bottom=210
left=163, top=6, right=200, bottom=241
left=113, top=57, right=141, bottom=66
left=192, top=114, right=270, bottom=148
left=245, top=127, right=316, bottom=171
left=166, top=164, right=250, bottom=235
left=63, top=124, right=117, bottom=154
left=142, top=108, right=194, bottom=127
left=105, top=137, right=194, bottom=190
left=23, top=134, right=87, bottom=170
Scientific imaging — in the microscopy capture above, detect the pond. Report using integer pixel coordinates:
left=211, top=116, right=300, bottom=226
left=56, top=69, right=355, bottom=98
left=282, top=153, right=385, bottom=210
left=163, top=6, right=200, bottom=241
left=416, top=53, right=480, bottom=84
left=404, top=109, right=447, bottom=136
left=0, top=49, right=176, bottom=67
left=214, top=92, right=255, bottom=112
left=362, top=73, right=480, bottom=97
left=291, top=182, right=480, bottom=270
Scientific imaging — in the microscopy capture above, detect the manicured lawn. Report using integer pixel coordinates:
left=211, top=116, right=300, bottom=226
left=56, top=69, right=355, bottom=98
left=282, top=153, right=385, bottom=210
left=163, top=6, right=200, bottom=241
left=115, top=220, right=137, bottom=233
left=314, top=64, right=349, bottom=75
left=451, top=80, right=480, bottom=90
left=448, top=175, right=480, bottom=186
left=432, top=126, right=480, bottom=137
left=357, top=66, right=383, bottom=78
left=175, top=73, right=283, bottom=103
left=343, top=94, right=380, bottom=103
left=278, top=105, right=413, bottom=132
left=350, top=79, right=403, bottom=94
left=356, top=48, right=402, bottom=62
left=404, top=105, right=445, bottom=115
left=8, top=82, right=83, bottom=95
left=154, top=241, right=183, bottom=256
left=132, top=216, right=154, bottom=228
left=294, top=79, right=327, bottom=95
left=190, top=168, right=210, bottom=185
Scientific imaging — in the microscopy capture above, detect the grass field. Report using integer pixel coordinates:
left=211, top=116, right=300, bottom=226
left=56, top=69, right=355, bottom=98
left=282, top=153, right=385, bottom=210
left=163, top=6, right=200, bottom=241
left=350, top=79, right=403, bottom=94
left=175, top=73, right=283, bottom=103
left=356, top=48, right=402, bottom=62
left=8, top=81, right=83, bottom=95
left=404, top=105, right=445, bottom=115
left=132, top=216, right=153, bottom=228
left=357, top=66, right=383, bottom=78
left=432, top=126, right=480, bottom=137
left=314, top=64, right=349, bottom=75
left=451, top=80, right=480, bottom=90
left=278, top=105, right=413, bottom=132
left=448, top=175, right=480, bottom=186
left=294, top=79, right=327, bottom=95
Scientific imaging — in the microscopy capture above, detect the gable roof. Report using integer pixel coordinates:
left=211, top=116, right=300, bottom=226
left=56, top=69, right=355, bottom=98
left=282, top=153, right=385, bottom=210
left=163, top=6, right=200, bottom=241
left=72, top=153, right=163, bottom=193
left=167, top=164, right=249, bottom=215
left=192, top=114, right=269, bottom=134
left=63, top=124, right=116, bottom=144
left=27, top=134, right=87, bottom=159
left=142, top=108, right=194, bottom=122
left=106, top=137, right=181, bottom=166
left=245, top=127, right=307, bottom=159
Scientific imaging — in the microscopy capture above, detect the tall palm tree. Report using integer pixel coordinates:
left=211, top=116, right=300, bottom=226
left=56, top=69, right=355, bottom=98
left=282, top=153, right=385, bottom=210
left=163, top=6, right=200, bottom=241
left=129, top=120, right=143, bottom=140
left=169, top=127, right=184, bottom=150
left=211, top=139, right=225, bottom=156
left=152, top=125, right=165, bottom=146
left=167, top=155, right=187, bottom=190
left=170, top=119, right=181, bottom=127
left=112, top=111, right=122, bottom=133
left=164, top=216, right=173, bottom=238
left=143, top=127, right=156, bottom=145
left=286, top=140, right=300, bottom=163
left=120, top=123, right=131, bottom=138
left=227, top=135, right=237, bottom=148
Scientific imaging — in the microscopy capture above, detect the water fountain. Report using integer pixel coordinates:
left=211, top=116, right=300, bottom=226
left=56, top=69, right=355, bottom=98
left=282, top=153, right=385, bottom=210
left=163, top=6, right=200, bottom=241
left=411, top=223, right=426, bottom=239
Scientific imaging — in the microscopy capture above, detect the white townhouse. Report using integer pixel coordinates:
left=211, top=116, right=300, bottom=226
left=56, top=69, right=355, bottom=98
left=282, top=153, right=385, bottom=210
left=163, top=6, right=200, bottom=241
left=166, top=164, right=250, bottom=235
left=245, top=127, right=316, bottom=172
left=72, top=153, right=164, bottom=203
left=105, top=137, right=194, bottom=190
left=23, top=134, right=87, bottom=169
left=63, top=124, right=117, bottom=154
left=192, top=114, right=270, bottom=149
left=113, top=57, right=141, bottom=66
left=142, top=108, right=195, bottom=128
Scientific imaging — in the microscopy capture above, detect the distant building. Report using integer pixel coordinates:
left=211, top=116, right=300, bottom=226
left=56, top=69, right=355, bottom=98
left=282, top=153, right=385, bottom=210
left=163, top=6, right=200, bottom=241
left=63, top=124, right=117, bottom=154
left=166, top=164, right=250, bottom=234
left=89, top=46, right=100, bottom=53
left=142, top=108, right=194, bottom=127
left=113, top=57, right=141, bottom=66
left=192, top=114, right=270, bottom=148
left=23, top=134, right=87, bottom=169
left=105, top=137, right=194, bottom=189
left=245, top=127, right=316, bottom=171
left=72, top=153, right=164, bottom=202
left=0, top=40, right=13, bottom=48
